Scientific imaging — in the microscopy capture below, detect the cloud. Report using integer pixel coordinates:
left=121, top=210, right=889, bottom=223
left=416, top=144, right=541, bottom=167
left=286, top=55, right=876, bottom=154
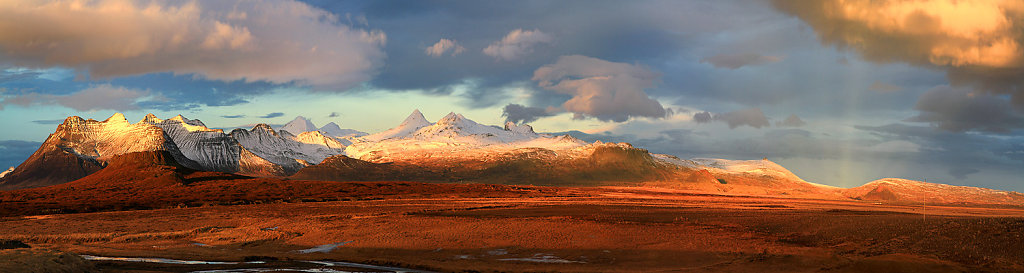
left=868, top=81, right=902, bottom=93
left=425, top=39, right=466, bottom=57
left=700, top=53, right=782, bottom=69
left=948, top=167, right=980, bottom=180
left=692, top=108, right=771, bottom=129
left=0, top=0, right=386, bottom=90
left=776, top=114, right=806, bottom=127
left=260, top=112, right=285, bottom=118
left=0, top=84, right=150, bottom=111
left=502, top=104, right=557, bottom=124
left=693, top=111, right=713, bottom=123
left=483, top=29, right=553, bottom=61
left=328, top=112, right=340, bottom=118
left=221, top=115, right=246, bottom=119
left=907, top=85, right=1024, bottom=133
left=770, top=0, right=1024, bottom=108
left=533, top=55, right=666, bottom=122
left=715, top=108, right=771, bottom=129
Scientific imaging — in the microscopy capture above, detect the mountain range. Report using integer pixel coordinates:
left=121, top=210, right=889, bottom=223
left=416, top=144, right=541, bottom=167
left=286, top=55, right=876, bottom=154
left=1, top=110, right=1021, bottom=207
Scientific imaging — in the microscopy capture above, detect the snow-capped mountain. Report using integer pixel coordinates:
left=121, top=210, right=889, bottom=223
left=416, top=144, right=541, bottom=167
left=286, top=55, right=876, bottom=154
left=230, top=124, right=344, bottom=173
left=360, top=109, right=432, bottom=142
left=280, top=116, right=317, bottom=135
left=4, top=110, right=1018, bottom=207
left=1, top=113, right=354, bottom=188
left=141, top=114, right=244, bottom=173
left=319, top=122, right=367, bottom=138
left=345, top=110, right=586, bottom=161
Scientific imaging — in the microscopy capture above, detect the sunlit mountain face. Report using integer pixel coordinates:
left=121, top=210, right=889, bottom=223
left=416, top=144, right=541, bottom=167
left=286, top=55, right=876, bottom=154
left=1, top=1, right=1023, bottom=272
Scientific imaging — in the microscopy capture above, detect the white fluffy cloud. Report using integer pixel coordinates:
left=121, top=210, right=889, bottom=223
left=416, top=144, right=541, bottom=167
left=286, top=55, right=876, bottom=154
left=483, top=29, right=553, bottom=61
left=533, top=55, right=666, bottom=122
left=0, top=0, right=387, bottom=90
left=425, top=39, right=466, bottom=57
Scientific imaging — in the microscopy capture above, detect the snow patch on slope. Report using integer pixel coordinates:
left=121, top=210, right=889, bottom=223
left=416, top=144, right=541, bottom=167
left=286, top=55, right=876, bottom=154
left=0, top=166, right=13, bottom=179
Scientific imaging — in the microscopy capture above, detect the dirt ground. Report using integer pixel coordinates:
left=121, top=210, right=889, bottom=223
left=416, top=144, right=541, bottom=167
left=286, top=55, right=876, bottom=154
left=1, top=186, right=1022, bottom=272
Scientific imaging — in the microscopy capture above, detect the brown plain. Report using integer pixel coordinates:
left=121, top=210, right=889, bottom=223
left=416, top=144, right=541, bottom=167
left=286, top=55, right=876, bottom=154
left=1, top=151, right=1023, bottom=272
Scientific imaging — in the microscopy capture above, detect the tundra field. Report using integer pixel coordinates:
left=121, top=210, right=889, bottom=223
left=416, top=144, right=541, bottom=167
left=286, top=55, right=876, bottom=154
left=2, top=180, right=1023, bottom=273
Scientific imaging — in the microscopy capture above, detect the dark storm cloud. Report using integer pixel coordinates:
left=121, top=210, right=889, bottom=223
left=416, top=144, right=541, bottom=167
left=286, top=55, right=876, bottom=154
left=502, top=104, right=556, bottom=124
left=260, top=112, right=285, bottom=119
left=0, top=140, right=41, bottom=169
left=852, top=122, right=1024, bottom=189
left=855, top=123, right=1024, bottom=166
left=908, top=86, right=1024, bottom=133
left=221, top=115, right=246, bottom=119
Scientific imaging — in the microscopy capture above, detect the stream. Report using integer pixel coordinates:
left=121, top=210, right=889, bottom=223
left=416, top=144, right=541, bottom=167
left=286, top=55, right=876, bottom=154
left=81, top=255, right=435, bottom=273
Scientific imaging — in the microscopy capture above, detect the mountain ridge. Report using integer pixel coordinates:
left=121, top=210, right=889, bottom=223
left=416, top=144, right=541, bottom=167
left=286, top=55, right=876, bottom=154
left=1, top=111, right=1020, bottom=207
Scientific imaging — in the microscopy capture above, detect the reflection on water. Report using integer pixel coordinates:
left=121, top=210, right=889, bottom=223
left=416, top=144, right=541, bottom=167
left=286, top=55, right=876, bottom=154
left=81, top=255, right=265, bottom=265
left=81, top=255, right=434, bottom=273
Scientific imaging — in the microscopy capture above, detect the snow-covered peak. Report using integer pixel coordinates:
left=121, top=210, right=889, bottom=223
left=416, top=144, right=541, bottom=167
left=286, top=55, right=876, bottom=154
left=281, top=116, right=317, bottom=134
left=247, top=124, right=279, bottom=136
left=361, top=109, right=434, bottom=141
left=505, top=122, right=535, bottom=134
left=145, top=114, right=216, bottom=133
left=413, top=112, right=511, bottom=139
left=319, top=122, right=367, bottom=138
left=435, top=112, right=464, bottom=125
left=0, top=166, right=13, bottom=179
left=319, top=122, right=343, bottom=134
left=404, top=109, right=429, bottom=126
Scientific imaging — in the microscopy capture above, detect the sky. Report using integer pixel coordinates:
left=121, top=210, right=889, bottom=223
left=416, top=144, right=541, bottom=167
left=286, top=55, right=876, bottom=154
left=1, top=0, right=1023, bottom=191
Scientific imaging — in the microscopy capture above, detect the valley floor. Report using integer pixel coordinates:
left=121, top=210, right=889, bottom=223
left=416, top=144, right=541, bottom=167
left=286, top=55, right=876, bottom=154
left=2, top=186, right=1023, bottom=272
